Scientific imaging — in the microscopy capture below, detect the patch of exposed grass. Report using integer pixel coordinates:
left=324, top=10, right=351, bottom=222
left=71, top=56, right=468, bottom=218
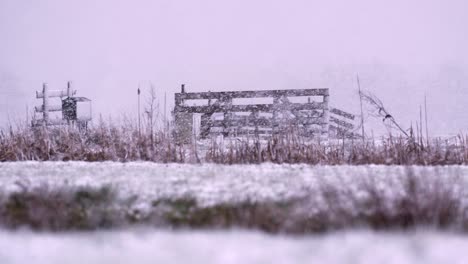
left=0, top=186, right=124, bottom=231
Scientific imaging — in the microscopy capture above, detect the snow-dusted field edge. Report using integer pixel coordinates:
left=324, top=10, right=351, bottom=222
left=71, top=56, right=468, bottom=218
left=1, top=162, right=468, bottom=263
left=0, top=229, right=466, bottom=264
left=1, top=162, right=468, bottom=208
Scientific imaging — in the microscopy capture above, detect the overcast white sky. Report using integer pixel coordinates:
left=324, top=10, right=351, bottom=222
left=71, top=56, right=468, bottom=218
left=0, top=0, right=467, bottom=135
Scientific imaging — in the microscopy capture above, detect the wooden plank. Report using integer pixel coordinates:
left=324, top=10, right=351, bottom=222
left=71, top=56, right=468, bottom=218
left=175, top=88, right=329, bottom=100
left=330, top=108, right=355, bottom=120
left=210, top=131, right=327, bottom=137
left=210, top=123, right=327, bottom=132
left=35, top=105, right=62, bottom=112
left=176, top=101, right=326, bottom=114
left=36, top=90, right=75, bottom=98
left=32, top=119, right=69, bottom=126
left=210, top=129, right=273, bottom=135
left=330, top=116, right=354, bottom=129
left=295, top=116, right=327, bottom=125
left=210, top=117, right=324, bottom=127
left=207, top=125, right=328, bottom=136
left=211, top=118, right=271, bottom=127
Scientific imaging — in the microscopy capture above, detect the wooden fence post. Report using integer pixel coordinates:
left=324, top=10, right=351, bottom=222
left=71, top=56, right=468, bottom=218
left=42, top=83, right=49, bottom=126
left=174, top=84, right=193, bottom=144
left=322, top=93, right=330, bottom=138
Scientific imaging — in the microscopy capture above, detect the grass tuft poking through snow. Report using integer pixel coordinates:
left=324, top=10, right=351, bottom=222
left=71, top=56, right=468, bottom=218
left=0, top=186, right=123, bottom=231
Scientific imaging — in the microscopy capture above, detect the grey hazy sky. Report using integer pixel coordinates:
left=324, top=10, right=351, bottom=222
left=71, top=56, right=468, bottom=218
left=0, top=0, right=467, bottom=135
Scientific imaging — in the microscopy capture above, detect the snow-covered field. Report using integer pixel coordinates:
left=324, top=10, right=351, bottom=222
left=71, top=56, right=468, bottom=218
left=0, top=229, right=466, bottom=264
left=1, top=162, right=468, bottom=263
left=1, top=162, right=467, bottom=208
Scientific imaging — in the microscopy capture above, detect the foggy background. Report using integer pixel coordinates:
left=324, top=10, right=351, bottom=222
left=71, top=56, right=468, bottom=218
left=0, top=0, right=467, bottom=136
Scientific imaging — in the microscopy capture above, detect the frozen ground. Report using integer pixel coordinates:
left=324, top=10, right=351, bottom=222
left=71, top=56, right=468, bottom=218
left=1, top=162, right=468, bottom=208
left=0, top=229, right=466, bottom=264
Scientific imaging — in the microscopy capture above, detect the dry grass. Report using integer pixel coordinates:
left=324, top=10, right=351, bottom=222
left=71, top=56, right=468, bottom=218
left=207, top=134, right=468, bottom=165
left=0, top=121, right=467, bottom=165
left=0, top=122, right=186, bottom=162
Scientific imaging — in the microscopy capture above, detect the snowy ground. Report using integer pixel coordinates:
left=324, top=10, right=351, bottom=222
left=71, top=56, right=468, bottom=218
left=1, top=162, right=468, bottom=263
left=1, top=162, right=468, bottom=208
left=0, top=229, right=466, bottom=264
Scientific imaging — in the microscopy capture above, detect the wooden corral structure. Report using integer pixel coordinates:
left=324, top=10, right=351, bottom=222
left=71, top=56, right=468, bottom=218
left=32, top=82, right=92, bottom=129
left=173, top=85, right=357, bottom=143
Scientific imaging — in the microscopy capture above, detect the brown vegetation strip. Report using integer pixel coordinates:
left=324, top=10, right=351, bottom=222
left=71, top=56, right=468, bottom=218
left=1, top=124, right=467, bottom=165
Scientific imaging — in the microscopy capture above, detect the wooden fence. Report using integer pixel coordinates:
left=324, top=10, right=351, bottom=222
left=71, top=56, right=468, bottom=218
left=174, top=86, right=356, bottom=143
